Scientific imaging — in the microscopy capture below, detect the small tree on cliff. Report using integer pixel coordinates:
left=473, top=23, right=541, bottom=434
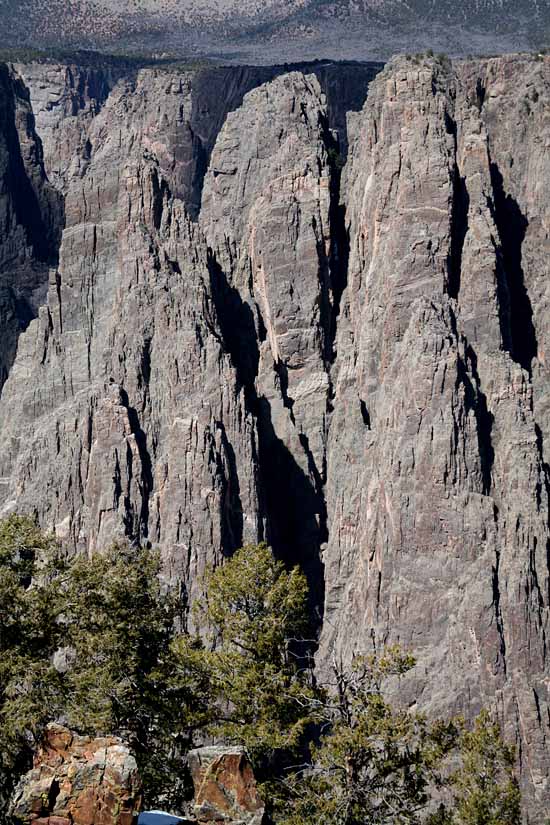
left=54, top=544, right=212, bottom=808
left=0, top=520, right=203, bottom=810
left=0, top=516, right=64, bottom=764
left=427, top=710, right=521, bottom=825
left=272, top=648, right=459, bottom=825
left=172, top=543, right=316, bottom=765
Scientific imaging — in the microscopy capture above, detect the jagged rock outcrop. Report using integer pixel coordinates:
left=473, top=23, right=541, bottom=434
left=12, top=62, right=122, bottom=194
left=10, top=725, right=142, bottom=824
left=188, top=747, right=264, bottom=825
left=0, top=65, right=266, bottom=596
left=0, top=53, right=548, bottom=820
left=199, top=71, right=334, bottom=611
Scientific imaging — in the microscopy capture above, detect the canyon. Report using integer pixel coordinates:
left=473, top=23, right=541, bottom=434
left=0, top=52, right=548, bottom=820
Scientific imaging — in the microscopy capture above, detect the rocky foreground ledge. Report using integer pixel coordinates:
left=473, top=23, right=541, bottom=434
left=10, top=726, right=263, bottom=825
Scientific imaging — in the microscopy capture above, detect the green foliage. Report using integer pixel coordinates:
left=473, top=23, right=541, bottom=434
left=272, top=649, right=459, bottom=825
left=327, top=146, right=345, bottom=172
left=430, top=710, right=521, bottom=825
left=0, top=517, right=64, bottom=762
left=0, top=520, right=524, bottom=822
left=177, top=544, right=315, bottom=763
left=0, top=520, right=194, bottom=809
left=61, top=545, right=174, bottom=733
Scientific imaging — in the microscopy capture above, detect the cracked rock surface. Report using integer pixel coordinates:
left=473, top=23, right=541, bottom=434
left=0, top=53, right=548, bottom=820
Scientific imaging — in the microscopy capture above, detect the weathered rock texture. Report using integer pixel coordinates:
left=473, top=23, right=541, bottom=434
left=322, top=57, right=550, bottom=821
left=0, top=63, right=62, bottom=390
left=188, top=747, right=264, bottom=825
left=12, top=62, right=122, bottom=195
left=0, top=53, right=549, bottom=820
left=10, top=725, right=142, bottom=824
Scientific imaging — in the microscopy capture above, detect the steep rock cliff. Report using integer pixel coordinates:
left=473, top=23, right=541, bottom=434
left=0, top=53, right=548, bottom=819
left=323, top=54, right=550, bottom=817
left=0, top=64, right=62, bottom=389
left=0, top=67, right=264, bottom=598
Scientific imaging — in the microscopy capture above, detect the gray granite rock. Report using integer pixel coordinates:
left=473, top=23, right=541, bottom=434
left=323, top=53, right=550, bottom=820
left=0, top=53, right=549, bottom=820
left=0, top=64, right=62, bottom=391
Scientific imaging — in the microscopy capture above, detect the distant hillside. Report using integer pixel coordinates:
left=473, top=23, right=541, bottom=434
left=0, top=0, right=548, bottom=60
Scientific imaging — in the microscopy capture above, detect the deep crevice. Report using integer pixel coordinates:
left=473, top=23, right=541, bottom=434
left=3, top=69, right=64, bottom=266
left=206, top=250, right=259, bottom=391
left=119, top=388, right=154, bottom=543
left=322, top=117, right=350, bottom=364
left=489, top=161, right=537, bottom=373
left=491, top=550, right=507, bottom=676
left=47, top=779, right=60, bottom=813
left=360, top=400, right=371, bottom=429
left=207, top=248, right=326, bottom=633
left=534, top=424, right=550, bottom=526
left=459, top=345, right=495, bottom=495
left=475, top=78, right=486, bottom=112
left=0, top=67, right=65, bottom=395
left=214, top=420, right=244, bottom=556
left=447, top=168, right=470, bottom=300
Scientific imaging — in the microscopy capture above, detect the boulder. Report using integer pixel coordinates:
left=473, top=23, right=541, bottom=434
left=10, top=724, right=142, bottom=825
left=188, top=747, right=264, bottom=825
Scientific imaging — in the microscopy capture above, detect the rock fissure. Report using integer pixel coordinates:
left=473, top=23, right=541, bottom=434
left=489, top=160, right=537, bottom=373
left=0, top=53, right=549, bottom=820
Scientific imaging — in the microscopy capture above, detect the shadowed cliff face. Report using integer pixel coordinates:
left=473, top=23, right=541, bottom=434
left=0, top=65, right=63, bottom=390
left=0, top=53, right=549, bottom=820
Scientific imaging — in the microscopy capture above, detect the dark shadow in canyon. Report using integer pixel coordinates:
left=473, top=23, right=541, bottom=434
left=120, top=387, right=154, bottom=544
left=489, top=161, right=537, bottom=373
left=461, top=343, right=495, bottom=496
left=0, top=67, right=65, bottom=396
left=207, top=249, right=326, bottom=632
left=447, top=169, right=470, bottom=300
left=322, top=117, right=351, bottom=366
left=215, top=420, right=245, bottom=558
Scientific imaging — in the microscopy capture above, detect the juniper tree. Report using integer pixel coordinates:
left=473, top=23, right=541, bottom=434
left=172, top=543, right=316, bottom=765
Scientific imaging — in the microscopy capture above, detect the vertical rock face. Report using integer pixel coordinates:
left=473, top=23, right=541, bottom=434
left=323, top=54, right=550, bottom=818
left=0, top=64, right=63, bottom=390
left=0, top=66, right=266, bottom=596
left=200, top=72, right=334, bottom=610
left=13, top=62, right=121, bottom=194
left=0, top=53, right=549, bottom=818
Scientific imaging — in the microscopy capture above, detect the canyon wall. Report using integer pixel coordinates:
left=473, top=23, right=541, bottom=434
left=0, top=53, right=548, bottom=819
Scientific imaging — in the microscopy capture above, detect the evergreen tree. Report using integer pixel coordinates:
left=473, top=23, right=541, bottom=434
left=172, top=543, right=316, bottom=764
left=428, top=710, right=521, bottom=825
left=0, top=520, right=524, bottom=821
left=273, top=648, right=458, bottom=825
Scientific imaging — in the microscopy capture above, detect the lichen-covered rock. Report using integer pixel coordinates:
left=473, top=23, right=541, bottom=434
left=9, top=725, right=142, bottom=825
left=188, top=747, right=264, bottom=825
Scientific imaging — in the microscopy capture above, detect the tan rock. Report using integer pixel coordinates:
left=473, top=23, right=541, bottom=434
left=188, top=747, right=264, bottom=825
left=10, top=725, right=142, bottom=825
